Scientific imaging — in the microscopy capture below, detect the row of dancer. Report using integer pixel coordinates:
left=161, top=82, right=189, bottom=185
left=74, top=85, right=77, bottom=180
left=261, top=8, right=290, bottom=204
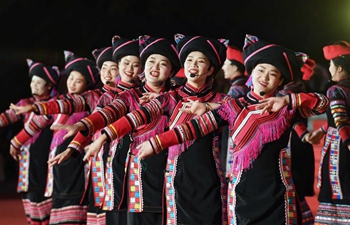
left=2, top=33, right=350, bottom=225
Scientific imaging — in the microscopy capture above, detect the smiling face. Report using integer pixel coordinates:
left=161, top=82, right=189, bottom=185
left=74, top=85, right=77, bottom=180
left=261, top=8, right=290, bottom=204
left=184, top=51, right=214, bottom=88
left=144, top=54, right=173, bottom=85
left=30, top=75, right=52, bottom=96
left=66, top=71, right=88, bottom=94
left=251, top=63, right=284, bottom=96
left=100, top=61, right=119, bottom=86
left=118, top=55, right=141, bottom=84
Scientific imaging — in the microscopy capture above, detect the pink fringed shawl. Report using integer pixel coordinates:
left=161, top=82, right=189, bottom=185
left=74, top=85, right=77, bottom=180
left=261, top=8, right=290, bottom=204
left=219, top=103, right=295, bottom=171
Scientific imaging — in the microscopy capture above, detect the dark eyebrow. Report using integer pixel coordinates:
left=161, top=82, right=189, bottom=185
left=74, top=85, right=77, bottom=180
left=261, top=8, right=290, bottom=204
left=257, top=65, right=279, bottom=73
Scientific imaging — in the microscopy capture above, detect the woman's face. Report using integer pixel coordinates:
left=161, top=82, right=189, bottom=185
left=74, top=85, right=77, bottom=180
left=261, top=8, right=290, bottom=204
left=66, top=71, right=88, bottom=94
left=184, top=51, right=214, bottom=87
left=100, top=61, right=119, bottom=86
left=118, top=55, right=141, bottom=83
left=30, top=75, right=51, bottom=96
left=144, top=54, right=173, bottom=84
left=251, top=63, right=284, bottom=96
left=329, top=60, right=342, bottom=82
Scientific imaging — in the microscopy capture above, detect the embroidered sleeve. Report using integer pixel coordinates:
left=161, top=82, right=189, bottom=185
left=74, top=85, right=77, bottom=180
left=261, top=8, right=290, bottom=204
left=10, top=114, right=52, bottom=149
left=289, top=92, right=329, bottom=117
left=0, top=98, right=32, bottom=127
left=34, top=90, right=101, bottom=115
left=149, top=109, right=226, bottom=154
left=102, top=93, right=172, bottom=141
left=327, top=86, right=350, bottom=145
left=10, top=129, right=30, bottom=149
left=79, top=90, right=137, bottom=137
left=293, top=120, right=309, bottom=141
left=67, top=132, right=91, bottom=153
left=0, top=107, right=21, bottom=127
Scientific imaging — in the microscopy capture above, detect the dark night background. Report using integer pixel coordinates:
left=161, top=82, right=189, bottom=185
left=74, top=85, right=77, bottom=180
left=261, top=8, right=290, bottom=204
left=0, top=0, right=349, bottom=182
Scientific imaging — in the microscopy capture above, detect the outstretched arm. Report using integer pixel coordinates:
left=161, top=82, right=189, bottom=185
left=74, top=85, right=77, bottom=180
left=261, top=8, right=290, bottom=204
left=305, top=127, right=325, bottom=145
left=47, top=132, right=91, bottom=166
left=256, top=92, right=329, bottom=116
left=47, top=148, right=75, bottom=166
left=1, top=98, right=32, bottom=127
left=10, top=91, right=101, bottom=115
left=180, top=99, right=221, bottom=116
left=50, top=121, right=86, bottom=140
left=9, top=103, right=36, bottom=115
left=83, top=134, right=108, bottom=161
left=101, top=92, right=174, bottom=142
left=137, top=110, right=222, bottom=160
left=10, top=114, right=52, bottom=156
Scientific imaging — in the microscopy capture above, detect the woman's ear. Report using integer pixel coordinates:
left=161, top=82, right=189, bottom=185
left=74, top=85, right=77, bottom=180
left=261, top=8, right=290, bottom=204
left=337, top=65, right=344, bottom=73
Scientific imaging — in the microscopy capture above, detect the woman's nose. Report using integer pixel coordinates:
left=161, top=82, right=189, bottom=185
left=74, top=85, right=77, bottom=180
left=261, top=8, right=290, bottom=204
left=262, top=73, right=269, bottom=81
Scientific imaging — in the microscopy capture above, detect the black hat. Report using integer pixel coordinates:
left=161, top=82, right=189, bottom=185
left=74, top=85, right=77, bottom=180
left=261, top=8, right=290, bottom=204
left=92, top=46, right=114, bottom=69
left=243, top=34, right=307, bottom=84
left=175, top=33, right=228, bottom=76
left=139, top=35, right=181, bottom=77
left=27, top=59, right=60, bottom=86
left=64, top=50, right=100, bottom=88
left=112, top=35, right=139, bottom=63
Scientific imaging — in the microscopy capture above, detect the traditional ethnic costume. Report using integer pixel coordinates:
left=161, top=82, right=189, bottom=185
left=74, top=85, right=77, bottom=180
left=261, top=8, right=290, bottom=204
left=313, top=41, right=350, bottom=225
left=220, top=46, right=249, bottom=176
left=31, top=46, right=137, bottom=224
left=99, top=34, right=230, bottom=225
left=289, top=118, right=315, bottom=225
left=287, top=58, right=318, bottom=225
left=6, top=59, right=60, bottom=224
left=79, top=35, right=181, bottom=225
left=83, top=36, right=140, bottom=225
left=21, top=51, right=100, bottom=224
left=145, top=34, right=330, bottom=225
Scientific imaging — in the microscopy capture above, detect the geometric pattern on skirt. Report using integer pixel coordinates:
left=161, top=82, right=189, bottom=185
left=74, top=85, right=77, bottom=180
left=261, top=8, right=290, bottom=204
left=22, top=197, right=52, bottom=225
left=87, top=211, right=106, bottom=225
left=49, top=205, right=88, bottom=224
left=315, top=202, right=350, bottom=225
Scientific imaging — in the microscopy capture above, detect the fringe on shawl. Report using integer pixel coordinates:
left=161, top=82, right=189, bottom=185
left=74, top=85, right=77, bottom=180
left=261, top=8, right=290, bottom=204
left=130, top=115, right=169, bottom=155
left=231, top=107, right=295, bottom=172
left=130, top=93, right=177, bottom=155
left=50, top=111, right=89, bottom=149
left=168, top=139, right=196, bottom=159
left=216, top=100, right=239, bottom=130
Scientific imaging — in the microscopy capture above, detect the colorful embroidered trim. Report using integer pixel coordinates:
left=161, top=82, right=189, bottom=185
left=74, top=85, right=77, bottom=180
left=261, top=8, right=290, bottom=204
left=212, top=136, right=228, bottom=224
left=164, top=157, right=178, bottom=225
left=128, top=155, right=143, bottom=212
left=279, top=148, right=298, bottom=225
left=44, top=147, right=57, bottom=197
left=91, top=153, right=105, bottom=207
left=17, top=145, right=30, bottom=192
left=317, top=127, right=343, bottom=199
